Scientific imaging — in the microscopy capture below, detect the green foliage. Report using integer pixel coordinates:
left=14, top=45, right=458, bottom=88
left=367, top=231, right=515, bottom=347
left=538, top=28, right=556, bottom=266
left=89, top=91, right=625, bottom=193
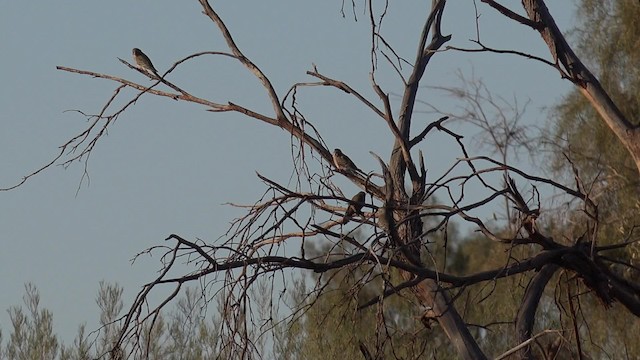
left=161, top=288, right=223, bottom=360
left=445, top=234, right=528, bottom=357
left=0, top=283, right=230, bottom=360
left=59, top=325, right=91, bottom=360
left=550, top=1, right=640, bottom=317
left=552, top=0, right=640, bottom=244
left=4, top=283, right=59, bottom=360
left=269, top=221, right=470, bottom=359
left=272, top=270, right=462, bottom=359
left=547, top=0, right=640, bottom=357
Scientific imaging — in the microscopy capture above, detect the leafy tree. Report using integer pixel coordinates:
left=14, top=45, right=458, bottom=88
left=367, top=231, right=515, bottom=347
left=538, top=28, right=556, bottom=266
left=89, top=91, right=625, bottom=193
left=545, top=0, right=640, bottom=357
left=1, top=283, right=235, bottom=359
left=551, top=0, right=640, bottom=248
left=4, top=283, right=59, bottom=360
left=59, top=325, right=92, bottom=360
left=273, top=222, right=462, bottom=359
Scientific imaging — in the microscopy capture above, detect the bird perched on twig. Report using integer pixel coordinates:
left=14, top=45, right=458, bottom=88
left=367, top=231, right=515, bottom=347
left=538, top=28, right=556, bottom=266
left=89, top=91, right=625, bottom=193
left=333, top=148, right=360, bottom=173
left=132, top=48, right=159, bottom=78
left=131, top=48, right=185, bottom=95
left=343, top=191, right=366, bottom=222
left=376, top=206, right=392, bottom=233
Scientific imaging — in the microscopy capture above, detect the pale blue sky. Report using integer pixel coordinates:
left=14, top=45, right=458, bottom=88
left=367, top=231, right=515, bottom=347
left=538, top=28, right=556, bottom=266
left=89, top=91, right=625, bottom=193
left=1, top=1, right=575, bottom=345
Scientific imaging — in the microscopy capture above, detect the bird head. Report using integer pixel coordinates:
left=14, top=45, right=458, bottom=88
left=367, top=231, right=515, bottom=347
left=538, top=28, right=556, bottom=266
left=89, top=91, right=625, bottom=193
left=132, top=48, right=142, bottom=56
left=334, top=148, right=343, bottom=156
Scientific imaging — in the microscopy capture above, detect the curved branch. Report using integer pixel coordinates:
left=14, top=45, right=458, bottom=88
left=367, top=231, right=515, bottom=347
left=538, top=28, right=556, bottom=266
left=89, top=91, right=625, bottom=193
left=515, top=264, right=560, bottom=360
left=198, top=0, right=288, bottom=123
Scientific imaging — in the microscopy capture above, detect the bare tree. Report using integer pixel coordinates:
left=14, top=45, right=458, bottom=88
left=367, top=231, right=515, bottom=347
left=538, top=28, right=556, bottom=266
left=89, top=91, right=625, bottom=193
left=5, top=0, right=639, bottom=359
left=419, top=69, right=536, bottom=228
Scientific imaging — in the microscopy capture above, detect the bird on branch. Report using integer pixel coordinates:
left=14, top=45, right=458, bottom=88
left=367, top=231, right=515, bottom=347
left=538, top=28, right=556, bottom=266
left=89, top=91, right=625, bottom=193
left=131, top=47, right=185, bottom=95
left=343, top=191, right=366, bottom=223
left=333, top=148, right=362, bottom=174
left=132, top=48, right=159, bottom=78
left=376, top=206, right=392, bottom=233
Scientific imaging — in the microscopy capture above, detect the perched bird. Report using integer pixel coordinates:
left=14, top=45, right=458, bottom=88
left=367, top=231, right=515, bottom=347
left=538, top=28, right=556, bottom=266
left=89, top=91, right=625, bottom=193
left=333, top=148, right=359, bottom=173
left=132, top=48, right=159, bottom=77
left=376, top=206, right=391, bottom=233
left=344, top=191, right=366, bottom=221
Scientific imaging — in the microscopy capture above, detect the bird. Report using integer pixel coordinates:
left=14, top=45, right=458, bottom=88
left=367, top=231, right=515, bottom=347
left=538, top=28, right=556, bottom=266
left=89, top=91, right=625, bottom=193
left=344, top=191, right=366, bottom=221
left=333, top=148, right=359, bottom=173
left=376, top=206, right=391, bottom=233
left=132, top=48, right=159, bottom=77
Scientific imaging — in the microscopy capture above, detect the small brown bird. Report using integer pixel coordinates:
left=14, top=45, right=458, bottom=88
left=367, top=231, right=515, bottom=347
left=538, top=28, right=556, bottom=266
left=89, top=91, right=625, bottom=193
left=132, top=48, right=159, bottom=77
left=376, top=206, right=391, bottom=233
left=344, top=191, right=366, bottom=219
left=333, top=148, right=358, bottom=173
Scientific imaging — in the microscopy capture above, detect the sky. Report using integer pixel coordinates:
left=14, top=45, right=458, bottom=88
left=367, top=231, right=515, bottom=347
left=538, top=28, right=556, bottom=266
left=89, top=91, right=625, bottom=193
left=0, top=0, right=576, bottom=347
